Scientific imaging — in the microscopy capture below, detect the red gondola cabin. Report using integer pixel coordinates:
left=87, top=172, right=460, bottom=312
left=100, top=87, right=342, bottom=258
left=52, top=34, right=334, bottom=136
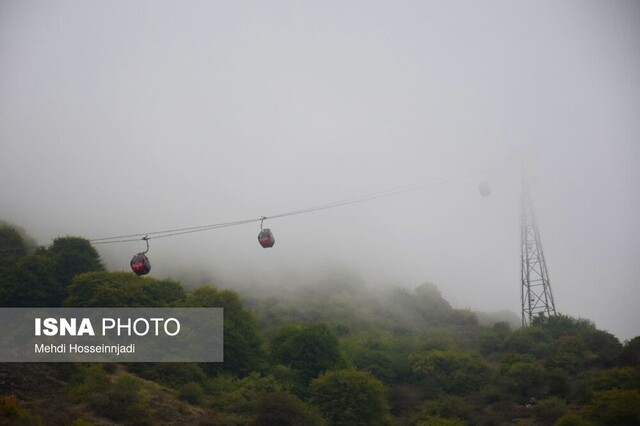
left=258, top=229, right=275, bottom=248
left=130, top=253, right=151, bottom=275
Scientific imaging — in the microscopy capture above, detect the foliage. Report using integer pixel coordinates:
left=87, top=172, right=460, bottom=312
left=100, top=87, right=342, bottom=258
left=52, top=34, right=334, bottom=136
left=311, top=369, right=391, bottom=426
left=410, top=350, right=492, bottom=395
left=385, top=283, right=470, bottom=329
left=533, top=396, right=568, bottom=425
left=67, top=365, right=151, bottom=424
left=142, top=278, right=186, bottom=306
left=251, top=392, right=325, bottom=426
left=184, top=286, right=265, bottom=377
left=0, top=251, right=64, bottom=306
left=67, top=364, right=111, bottom=403
left=498, top=356, right=546, bottom=399
left=585, top=389, right=640, bottom=425
left=0, top=233, right=104, bottom=307
left=342, top=331, right=421, bottom=385
left=532, top=314, right=595, bottom=337
left=3, top=224, right=640, bottom=426
left=126, top=362, right=207, bottom=387
left=271, top=323, right=343, bottom=383
left=0, top=393, right=44, bottom=425
left=351, top=348, right=396, bottom=383
left=545, top=368, right=571, bottom=398
left=415, top=417, right=466, bottom=426
left=587, top=367, right=640, bottom=393
left=415, top=395, right=471, bottom=423
left=69, top=419, right=93, bottom=426
left=0, top=225, right=28, bottom=268
left=64, top=271, right=185, bottom=307
left=64, top=271, right=148, bottom=307
left=555, top=412, right=594, bottom=426
left=582, top=329, right=622, bottom=367
left=177, top=382, right=205, bottom=405
left=48, top=236, right=105, bottom=287
left=620, top=336, right=640, bottom=366
left=91, top=374, right=148, bottom=422
left=206, top=373, right=284, bottom=415
left=506, top=326, right=550, bottom=358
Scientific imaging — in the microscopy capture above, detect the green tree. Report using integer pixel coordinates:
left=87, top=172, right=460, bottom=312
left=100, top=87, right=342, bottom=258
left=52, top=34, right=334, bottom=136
left=1, top=233, right=104, bottom=307
left=534, top=396, right=568, bottom=425
left=533, top=314, right=595, bottom=338
left=0, top=225, right=28, bottom=268
left=271, top=323, right=343, bottom=383
left=64, top=271, right=185, bottom=308
left=410, top=350, right=492, bottom=395
left=1, top=250, right=64, bottom=306
left=588, top=367, right=640, bottom=393
left=554, top=412, right=593, bottom=426
left=64, top=271, right=149, bottom=307
left=185, top=286, right=264, bottom=377
left=507, top=326, right=550, bottom=358
left=177, top=382, right=205, bottom=405
left=207, top=372, right=283, bottom=415
left=479, top=322, right=512, bottom=355
left=620, top=336, right=640, bottom=366
left=581, top=328, right=622, bottom=368
left=252, top=392, right=324, bottom=426
left=499, top=357, right=546, bottom=399
left=127, top=362, right=206, bottom=387
left=142, top=278, right=185, bottom=306
left=91, top=374, right=150, bottom=423
left=546, top=368, right=571, bottom=398
left=417, top=395, right=471, bottom=422
left=48, top=236, right=104, bottom=287
left=311, top=369, right=390, bottom=426
left=416, top=417, right=466, bottom=426
left=352, top=349, right=395, bottom=383
left=586, top=389, right=640, bottom=425
left=546, top=335, right=588, bottom=374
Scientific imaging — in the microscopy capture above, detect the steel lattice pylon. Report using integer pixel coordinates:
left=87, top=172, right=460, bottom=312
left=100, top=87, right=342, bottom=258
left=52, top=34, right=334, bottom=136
left=521, top=184, right=556, bottom=327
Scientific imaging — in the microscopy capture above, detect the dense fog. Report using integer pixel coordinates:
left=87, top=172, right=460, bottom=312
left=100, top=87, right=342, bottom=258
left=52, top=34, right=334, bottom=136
left=1, top=1, right=638, bottom=339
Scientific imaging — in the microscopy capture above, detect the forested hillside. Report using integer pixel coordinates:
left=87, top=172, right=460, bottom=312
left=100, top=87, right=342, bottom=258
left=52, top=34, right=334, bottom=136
left=1, top=224, right=639, bottom=425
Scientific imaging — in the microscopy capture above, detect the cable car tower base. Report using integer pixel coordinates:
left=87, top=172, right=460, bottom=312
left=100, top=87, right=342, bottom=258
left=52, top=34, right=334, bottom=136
left=520, top=184, right=556, bottom=327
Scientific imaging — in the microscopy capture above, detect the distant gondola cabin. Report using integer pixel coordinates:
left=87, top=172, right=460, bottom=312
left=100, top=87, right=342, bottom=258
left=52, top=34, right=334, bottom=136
left=130, top=253, right=151, bottom=275
left=478, top=180, right=492, bottom=197
left=258, top=229, right=275, bottom=248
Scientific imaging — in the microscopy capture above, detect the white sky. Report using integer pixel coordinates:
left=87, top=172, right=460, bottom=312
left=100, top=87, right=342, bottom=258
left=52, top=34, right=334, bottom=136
left=1, top=1, right=639, bottom=339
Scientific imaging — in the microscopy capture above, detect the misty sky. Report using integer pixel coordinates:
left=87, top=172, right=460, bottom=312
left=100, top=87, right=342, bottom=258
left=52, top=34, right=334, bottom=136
left=1, top=1, right=639, bottom=340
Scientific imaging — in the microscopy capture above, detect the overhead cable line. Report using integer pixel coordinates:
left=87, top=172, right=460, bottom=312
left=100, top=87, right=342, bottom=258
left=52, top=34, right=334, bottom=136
left=89, top=170, right=475, bottom=244
left=0, top=168, right=483, bottom=253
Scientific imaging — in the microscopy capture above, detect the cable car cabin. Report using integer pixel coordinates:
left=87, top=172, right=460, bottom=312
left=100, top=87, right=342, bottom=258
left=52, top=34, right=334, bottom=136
left=478, top=180, right=492, bottom=197
left=130, top=253, right=151, bottom=275
left=258, top=229, right=275, bottom=248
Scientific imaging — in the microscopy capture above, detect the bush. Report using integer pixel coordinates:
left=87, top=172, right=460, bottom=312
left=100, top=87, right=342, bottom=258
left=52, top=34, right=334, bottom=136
left=420, top=395, right=471, bottom=421
left=67, top=366, right=151, bottom=424
left=0, top=394, right=44, bottom=425
left=206, top=373, right=284, bottom=415
left=67, top=364, right=111, bottom=403
left=533, top=397, right=567, bottom=424
left=252, top=392, right=324, bottom=426
left=177, top=382, right=205, bottom=405
left=311, top=369, right=391, bottom=426
left=555, top=412, right=593, bottom=426
left=271, top=323, right=343, bottom=383
left=90, top=375, right=144, bottom=421
left=70, top=418, right=94, bottom=426
left=586, top=389, right=640, bottom=425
